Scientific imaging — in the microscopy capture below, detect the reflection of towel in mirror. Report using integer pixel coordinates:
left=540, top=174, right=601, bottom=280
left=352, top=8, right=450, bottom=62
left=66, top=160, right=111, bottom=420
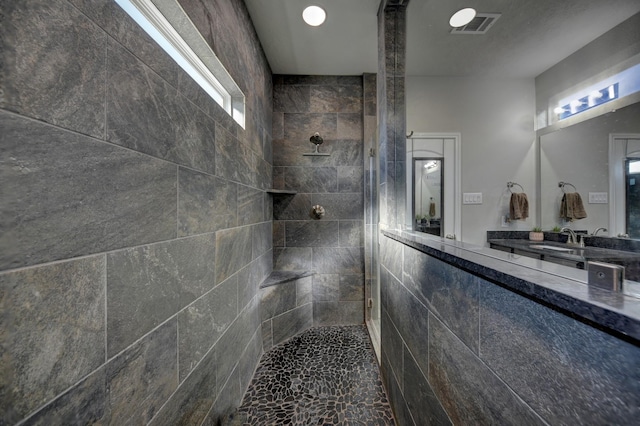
left=560, top=192, right=587, bottom=220
left=509, top=193, right=529, bottom=220
left=429, top=201, right=436, bottom=217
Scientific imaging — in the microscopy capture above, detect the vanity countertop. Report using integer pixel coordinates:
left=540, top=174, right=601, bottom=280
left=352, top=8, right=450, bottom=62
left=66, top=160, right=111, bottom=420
left=383, top=229, right=640, bottom=344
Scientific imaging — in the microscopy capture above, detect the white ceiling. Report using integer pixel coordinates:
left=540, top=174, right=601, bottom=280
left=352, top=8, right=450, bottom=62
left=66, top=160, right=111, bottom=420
left=244, top=0, right=640, bottom=78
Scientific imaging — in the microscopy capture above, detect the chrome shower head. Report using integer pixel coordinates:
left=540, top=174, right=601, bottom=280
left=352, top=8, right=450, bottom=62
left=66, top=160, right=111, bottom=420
left=310, top=132, right=323, bottom=145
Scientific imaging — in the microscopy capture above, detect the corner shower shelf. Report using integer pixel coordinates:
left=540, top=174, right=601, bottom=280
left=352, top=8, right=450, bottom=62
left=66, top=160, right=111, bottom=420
left=259, top=270, right=315, bottom=289
left=266, top=189, right=297, bottom=195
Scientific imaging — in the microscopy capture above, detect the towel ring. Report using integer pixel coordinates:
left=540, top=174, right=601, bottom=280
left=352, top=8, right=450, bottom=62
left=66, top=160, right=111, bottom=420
left=558, top=182, right=577, bottom=193
left=507, top=182, right=524, bottom=193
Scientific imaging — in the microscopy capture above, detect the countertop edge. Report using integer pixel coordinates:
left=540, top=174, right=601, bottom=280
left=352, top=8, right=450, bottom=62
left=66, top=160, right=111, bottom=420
left=382, top=229, right=640, bottom=344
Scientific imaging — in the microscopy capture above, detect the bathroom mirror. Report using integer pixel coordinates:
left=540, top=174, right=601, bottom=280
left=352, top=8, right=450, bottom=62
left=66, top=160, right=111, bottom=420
left=540, top=101, right=640, bottom=237
left=412, top=158, right=443, bottom=236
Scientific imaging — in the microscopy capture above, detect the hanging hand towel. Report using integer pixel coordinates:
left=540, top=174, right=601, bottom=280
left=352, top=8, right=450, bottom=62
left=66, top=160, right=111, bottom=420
left=560, top=192, right=587, bottom=220
left=509, top=193, right=529, bottom=220
left=429, top=201, right=436, bottom=218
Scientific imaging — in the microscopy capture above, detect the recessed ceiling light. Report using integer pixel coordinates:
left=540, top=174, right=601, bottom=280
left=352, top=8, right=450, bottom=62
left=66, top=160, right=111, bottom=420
left=302, top=5, right=326, bottom=27
left=449, top=8, right=476, bottom=28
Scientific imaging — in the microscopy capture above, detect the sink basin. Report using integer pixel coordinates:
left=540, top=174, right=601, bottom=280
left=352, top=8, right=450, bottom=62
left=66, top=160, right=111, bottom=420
left=529, top=245, right=575, bottom=252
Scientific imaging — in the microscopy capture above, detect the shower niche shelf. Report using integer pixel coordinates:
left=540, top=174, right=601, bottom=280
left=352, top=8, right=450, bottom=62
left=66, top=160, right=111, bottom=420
left=266, top=189, right=297, bottom=195
left=259, top=270, right=315, bottom=289
left=302, top=152, right=330, bottom=157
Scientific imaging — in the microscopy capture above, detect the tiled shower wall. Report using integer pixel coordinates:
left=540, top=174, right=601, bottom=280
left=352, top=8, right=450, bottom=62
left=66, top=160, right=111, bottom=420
left=379, top=235, right=640, bottom=425
left=1, top=0, right=271, bottom=424
left=272, top=75, right=365, bottom=328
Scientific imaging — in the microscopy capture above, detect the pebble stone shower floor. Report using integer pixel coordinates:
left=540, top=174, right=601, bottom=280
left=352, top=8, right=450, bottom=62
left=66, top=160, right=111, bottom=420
left=231, top=325, right=396, bottom=425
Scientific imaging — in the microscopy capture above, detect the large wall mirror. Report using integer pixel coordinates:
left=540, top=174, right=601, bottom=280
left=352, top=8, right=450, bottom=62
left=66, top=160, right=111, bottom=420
left=540, top=101, right=640, bottom=237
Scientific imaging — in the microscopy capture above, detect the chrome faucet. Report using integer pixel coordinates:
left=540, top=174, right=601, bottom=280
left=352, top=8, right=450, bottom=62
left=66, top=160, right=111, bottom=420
left=560, top=227, right=578, bottom=245
left=592, top=227, right=607, bottom=236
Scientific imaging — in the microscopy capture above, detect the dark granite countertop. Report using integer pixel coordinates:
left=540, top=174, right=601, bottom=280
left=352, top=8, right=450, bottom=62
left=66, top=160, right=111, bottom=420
left=488, top=239, right=640, bottom=263
left=383, top=229, right=640, bottom=344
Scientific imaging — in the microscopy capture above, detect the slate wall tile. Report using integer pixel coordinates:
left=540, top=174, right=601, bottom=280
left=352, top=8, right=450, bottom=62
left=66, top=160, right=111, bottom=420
left=107, top=234, right=216, bottom=356
left=178, top=167, right=237, bottom=236
left=284, top=166, right=338, bottom=193
left=339, top=221, right=364, bottom=247
left=0, top=256, right=106, bottom=421
left=429, top=314, right=544, bottom=425
left=273, top=248, right=313, bottom=271
left=313, top=247, right=364, bottom=274
left=105, top=319, right=178, bottom=425
left=0, top=111, right=177, bottom=271
left=313, top=301, right=364, bottom=326
left=285, top=221, right=339, bottom=247
left=480, top=283, right=640, bottom=425
left=215, top=226, right=253, bottom=284
left=1, top=0, right=106, bottom=138
left=178, top=276, right=238, bottom=381
left=238, top=186, right=264, bottom=226
left=272, top=303, right=313, bottom=346
left=313, top=274, right=340, bottom=301
left=311, top=193, right=364, bottom=220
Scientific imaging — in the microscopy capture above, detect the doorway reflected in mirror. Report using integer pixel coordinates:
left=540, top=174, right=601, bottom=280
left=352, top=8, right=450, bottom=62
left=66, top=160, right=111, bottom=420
left=413, top=158, right=443, bottom=236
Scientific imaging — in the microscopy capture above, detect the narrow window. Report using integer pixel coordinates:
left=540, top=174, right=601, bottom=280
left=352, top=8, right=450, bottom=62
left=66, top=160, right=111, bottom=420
left=115, top=0, right=245, bottom=128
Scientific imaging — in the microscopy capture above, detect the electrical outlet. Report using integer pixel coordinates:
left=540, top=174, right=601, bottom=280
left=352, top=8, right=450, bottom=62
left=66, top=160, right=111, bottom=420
left=463, top=192, right=483, bottom=204
left=501, top=215, right=510, bottom=227
left=588, top=192, right=608, bottom=204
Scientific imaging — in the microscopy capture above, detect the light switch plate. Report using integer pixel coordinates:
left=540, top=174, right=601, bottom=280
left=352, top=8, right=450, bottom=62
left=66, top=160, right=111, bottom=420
left=463, top=192, right=483, bottom=204
left=588, top=192, right=608, bottom=204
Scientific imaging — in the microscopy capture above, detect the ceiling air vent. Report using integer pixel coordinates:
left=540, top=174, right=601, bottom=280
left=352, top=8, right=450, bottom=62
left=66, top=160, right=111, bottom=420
left=450, top=13, right=501, bottom=34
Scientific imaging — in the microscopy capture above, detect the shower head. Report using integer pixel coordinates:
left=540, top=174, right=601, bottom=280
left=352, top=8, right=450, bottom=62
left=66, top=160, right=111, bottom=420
left=310, top=132, right=323, bottom=145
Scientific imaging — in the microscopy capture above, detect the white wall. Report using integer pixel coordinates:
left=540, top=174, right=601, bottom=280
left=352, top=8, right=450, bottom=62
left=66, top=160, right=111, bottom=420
left=406, top=76, right=536, bottom=245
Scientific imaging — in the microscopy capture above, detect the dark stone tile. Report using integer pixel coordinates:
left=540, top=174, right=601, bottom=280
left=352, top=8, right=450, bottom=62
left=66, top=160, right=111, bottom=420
left=284, top=166, right=338, bottom=193
left=260, top=281, right=297, bottom=321
left=296, top=276, right=313, bottom=306
left=338, top=166, right=364, bottom=193
left=256, top=156, right=272, bottom=191
left=238, top=254, right=271, bottom=311
left=381, top=309, right=404, bottom=392
left=237, top=186, right=263, bottom=226
left=215, top=297, right=260, bottom=395
left=403, top=350, right=451, bottom=425
left=272, top=112, right=284, bottom=140
left=281, top=75, right=339, bottom=85
left=312, top=193, right=364, bottom=220
left=261, top=320, right=273, bottom=352
left=273, top=193, right=313, bottom=221
left=272, top=303, right=313, bottom=346
left=148, top=337, right=217, bottom=426
left=272, top=167, right=285, bottom=189
left=273, top=247, right=313, bottom=271
left=283, top=113, right=338, bottom=141
left=107, top=234, right=216, bottom=356
left=363, top=74, right=377, bottom=117
left=480, top=283, right=640, bottom=425
left=215, top=226, right=252, bottom=284
left=274, top=85, right=310, bottom=113
left=178, top=167, right=237, bottom=236
left=207, top=365, right=242, bottom=425
left=338, top=113, right=363, bottom=140
left=382, top=353, right=413, bottom=426
left=273, top=138, right=363, bottom=167
left=215, top=125, right=244, bottom=183
left=339, top=274, right=364, bottom=301
left=284, top=221, right=339, bottom=247
left=252, top=222, right=272, bottom=260
left=384, top=271, right=430, bottom=376
left=309, top=85, right=363, bottom=113
left=380, top=235, right=402, bottom=280
left=1, top=0, right=106, bottom=138
left=0, top=111, right=176, bottom=270
left=273, top=221, right=285, bottom=247
left=0, top=256, right=106, bottom=421
left=238, top=329, right=263, bottom=394
left=429, top=315, right=544, bottom=425
left=106, top=39, right=217, bottom=174
left=106, top=319, right=178, bottom=425
left=70, top=0, right=180, bottom=88
left=313, top=274, right=340, bottom=301
left=339, top=220, right=364, bottom=247
left=403, top=246, right=480, bottom=353
left=313, top=247, right=364, bottom=274
left=20, top=368, right=107, bottom=426
left=178, top=276, right=238, bottom=381
left=313, top=301, right=364, bottom=326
